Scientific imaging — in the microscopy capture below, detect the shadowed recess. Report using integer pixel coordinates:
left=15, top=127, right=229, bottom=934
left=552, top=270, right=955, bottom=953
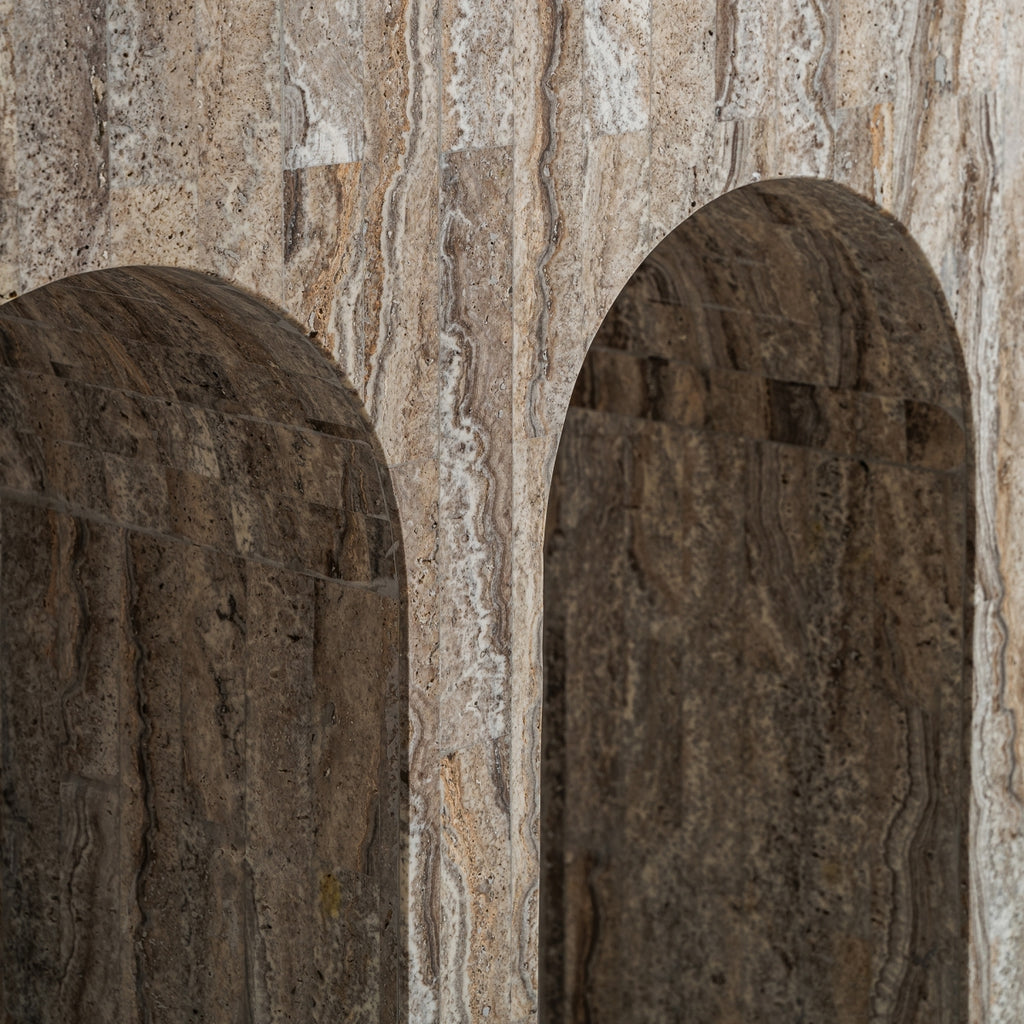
left=541, top=179, right=971, bottom=1024
left=0, top=267, right=405, bottom=1023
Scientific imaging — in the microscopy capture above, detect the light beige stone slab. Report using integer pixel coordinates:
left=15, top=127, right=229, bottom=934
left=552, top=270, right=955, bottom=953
left=514, top=0, right=587, bottom=441
left=834, top=102, right=895, bottom=210
left=107, top=0, right=197, bottom=187
left=282, top=0, right=364, bottom=169
left=437, top=143, right=515, bottom=1019
left=509, top=432, right=556, bottom=1019
left=438, top=144, right=514, bottom=751
left=195, top=0, right=282, bottom=295
left=391, top=456, right=442, bottom=1023
left=901, top=92, right=965, bottom=294
left=513, top=0, right=564, bottom=441
left=440, top=740, right=514, bottom=1021
left=713, top=115, right=776, bottom=195
left=0, top=0, right=16, bottom=296
left=0, top=0, right=13, bottom=189
left=715, top=0, right=778, bottom=120
left=579, top=130, right=649, bottom=356
left=649, top=0, right=716, bottom=242
left=0, top=192, right=15, bottom=299
left=583, top=0, right=650, bottom=136
left=961, top=84, right=1024, bottom=1023
left=361, top=0, right=441, bottom=464
left=443, top=0, right=513, bottom=151
left=958, top=0, right=1003, bottom=92
left=775, top=0, right=836, bottom=177
left=14, top=1, right=109, bottom=284
left=109, top=182, right=197, bottom=267
left=283, top=162, right=364, bottom=382
left=836, top=0, right=900, bottom=108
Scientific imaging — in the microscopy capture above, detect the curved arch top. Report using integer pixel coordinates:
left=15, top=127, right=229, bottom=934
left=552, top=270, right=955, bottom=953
left=541, top=178, right=971, bottom=1023
left=553, top=178, right=970, bottom=458
left=0, top=267, right=405, bottom=1022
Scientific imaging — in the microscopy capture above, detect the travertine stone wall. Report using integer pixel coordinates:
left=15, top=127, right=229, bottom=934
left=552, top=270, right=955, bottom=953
left=543, top=181, right=969, bottom=1023
left=0, top=268, right=403, bottom=1021
left=1, top=1, right=1023, bottom=1020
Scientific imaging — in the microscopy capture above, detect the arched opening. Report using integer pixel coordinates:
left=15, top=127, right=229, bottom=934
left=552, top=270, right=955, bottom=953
left=541, top=180, right=971, bottom=1023
left=0, top=268, right=405, bottom=1021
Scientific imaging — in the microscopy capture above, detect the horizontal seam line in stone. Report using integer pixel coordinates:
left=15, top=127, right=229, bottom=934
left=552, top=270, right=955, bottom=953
left=0, top=484, right=400, bottom=595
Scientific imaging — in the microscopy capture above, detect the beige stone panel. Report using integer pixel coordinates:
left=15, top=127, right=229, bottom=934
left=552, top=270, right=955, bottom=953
left=775, top=0, right=836, bottom=177
left=513, top=0, right=586, bottom=440
left=282, top=0, right=364, bottom=170
left=649, top=0, right=716, bottom=243
left=438, top=144, right=514, bottom=1019
left=14, top=0, right=108, bottom=287
left=901, top=92, right=962, bottom=298
left=391, top=458, right=441, bottom=658
left=927, top=0, right=986, bottom=95
left=579, top=130, right=649, bottom=362
left=109, top=182, right=197, bottom=266
left=509, top=433, right=556, bottom=1018
left=196, top=0, right=282, bottom=297
left=715, top=0, right=778, bottom=120
left=977, top=79, right=1024, bottom=1020
left=438, top=144, right=513, bottom=751
left=0, top=192, right=15, bottom=300
left=834, top=103, right=895, bottom=211
left=512, top=0, right=562, bottom=441
left=283, top=162, right=363, bottom=380
left=542, top=129, right=650, bottom=442
left=361, top=0, right=441, bottom=464
left=391, top=456, right=442, bottom=1021
left=440, top=740, right=514, bottom=1021
left=0, top=0, right=13, bottom=192
left=836, top=0, right=900, bottom=108
left=991, top=4, right=1024, bottom=105
left=712, top=116, right=776, bottom=197
left=887, top=5, right=935, bottom=222
left=583, top=0, right=650, bottom=136
left=953, top=0, right=1001, bottom=92
left=107, top=0, right=198, bottom=187
left=442, top=0, right=513, bottom=151
left=0, top=1, right=15, bottom=297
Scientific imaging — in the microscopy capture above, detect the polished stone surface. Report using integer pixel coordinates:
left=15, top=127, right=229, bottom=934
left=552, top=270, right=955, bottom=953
left=542, top=182, right=969, bottom=1023
left=0, top=269, right=403, bottom=1022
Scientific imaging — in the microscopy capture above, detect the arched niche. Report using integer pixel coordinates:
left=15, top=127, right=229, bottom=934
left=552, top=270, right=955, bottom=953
left=0, top=267, right=405, bottom=1022
left=541, top=180, right=971, bottom=1023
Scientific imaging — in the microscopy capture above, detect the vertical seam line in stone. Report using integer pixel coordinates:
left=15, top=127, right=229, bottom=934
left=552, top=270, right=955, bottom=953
left=277, top=0, right=288, bottom=309
left=532, top=0, right=565, bottom=439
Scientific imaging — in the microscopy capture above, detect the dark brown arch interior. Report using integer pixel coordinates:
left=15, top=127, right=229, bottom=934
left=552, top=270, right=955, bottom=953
left=0, top=267, right=405, bottom=1022
left=542, top=180, right=971, bottom=1024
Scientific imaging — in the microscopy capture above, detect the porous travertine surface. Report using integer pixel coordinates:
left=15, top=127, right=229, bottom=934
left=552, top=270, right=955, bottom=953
left=1, top=2, right=1023, bottom=1021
